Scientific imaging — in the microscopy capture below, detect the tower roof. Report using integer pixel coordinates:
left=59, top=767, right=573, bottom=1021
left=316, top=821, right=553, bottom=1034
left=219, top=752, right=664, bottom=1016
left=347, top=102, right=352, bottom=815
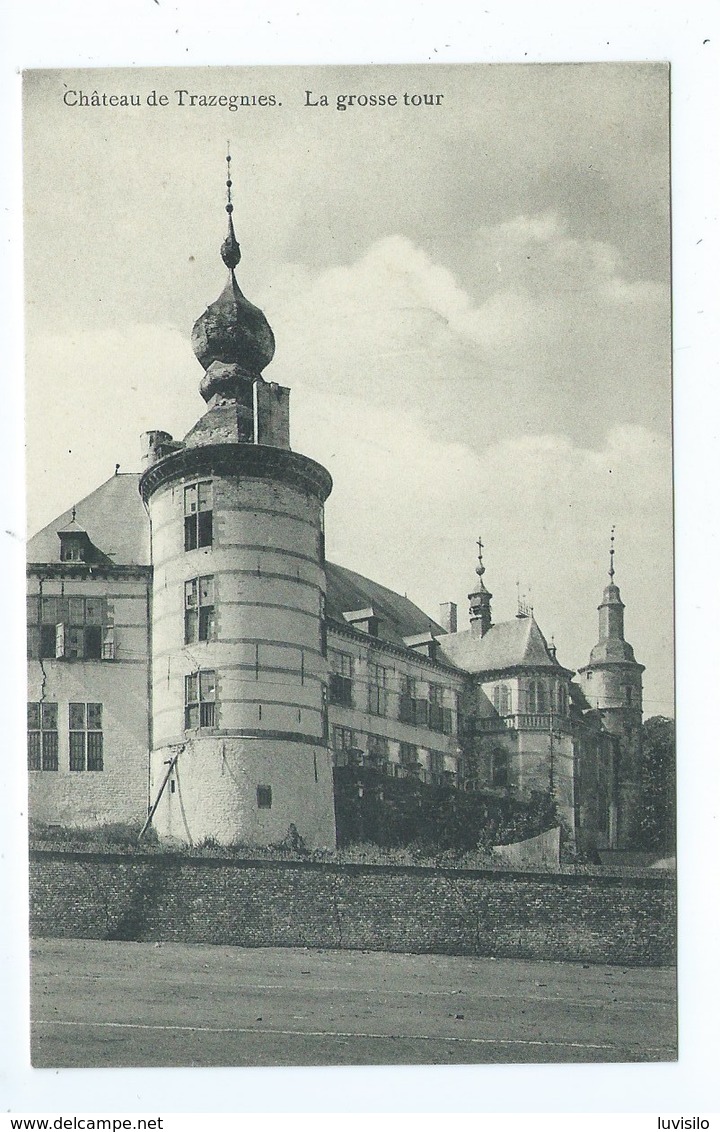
left=191, top=154, right=275, bottom=398
left=582, top=529, right=643, bottom=670
left=438, top=614, right=569, bottom=675
left=191, top=271, right=275, bottom=378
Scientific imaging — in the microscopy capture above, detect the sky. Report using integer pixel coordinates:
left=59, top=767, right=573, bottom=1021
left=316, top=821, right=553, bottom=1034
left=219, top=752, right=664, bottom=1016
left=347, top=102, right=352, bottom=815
left=23, top=63, right=673, bottom=717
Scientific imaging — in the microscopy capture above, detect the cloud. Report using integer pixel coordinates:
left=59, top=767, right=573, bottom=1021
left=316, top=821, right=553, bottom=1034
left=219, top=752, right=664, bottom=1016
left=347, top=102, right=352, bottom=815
left=292, top=388, right=673, bottom=716
left=26, top=323, right=202, bottom=534
left=25, top=213, right=673, bottom=718
left=262, top=215, right=670, bottom=453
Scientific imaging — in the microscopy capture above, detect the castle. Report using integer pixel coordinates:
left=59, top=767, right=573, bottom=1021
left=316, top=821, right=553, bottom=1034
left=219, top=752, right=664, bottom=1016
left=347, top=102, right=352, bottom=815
left=26, top=163, right=645, bottom=853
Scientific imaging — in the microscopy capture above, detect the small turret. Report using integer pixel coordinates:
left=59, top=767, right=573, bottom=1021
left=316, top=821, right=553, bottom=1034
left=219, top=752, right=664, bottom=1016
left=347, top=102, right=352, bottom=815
left=578, top=529, right=645, bottom=848
left=468, top=536, right=492, bottom=637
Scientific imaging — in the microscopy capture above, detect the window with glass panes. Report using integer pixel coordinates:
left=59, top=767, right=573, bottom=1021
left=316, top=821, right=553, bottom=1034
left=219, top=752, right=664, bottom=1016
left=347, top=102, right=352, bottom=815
left=429, top=750, right=445, bottom=784
left=185, top=576, right=215, bottom=643
left=399, top=741, right=418, bottom=766
left=328, top=651, right=353, bottom=706
left=399, top=674, right=418, bottom=723
left=69, top=703, right=103, bottom=771
left=185, top=670, right=217, bottom=728
left=27, top=594, right=112, bottom=660
left=428, top=683, right=445, bottom=731
left=366, top=734, right=389, bottom=765
left=493, top=683, right=512, bottom=715
left=527, top=679, right=548, bottom=714
left=557, top=683, right=568, bottom=715
left=332, top=725, right=354, bottom=751
left=368, top=661, right=388, bottom=716
left=60, top=536, right=85, bottom=562
left=184, top=481, right=213, bottom=550
left=27, top=702, right=58, bottom=771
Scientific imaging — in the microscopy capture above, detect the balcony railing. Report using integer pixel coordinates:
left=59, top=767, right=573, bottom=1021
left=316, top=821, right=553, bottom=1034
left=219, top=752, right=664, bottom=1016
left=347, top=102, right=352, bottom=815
left=475, top=713, right=572, bottom=734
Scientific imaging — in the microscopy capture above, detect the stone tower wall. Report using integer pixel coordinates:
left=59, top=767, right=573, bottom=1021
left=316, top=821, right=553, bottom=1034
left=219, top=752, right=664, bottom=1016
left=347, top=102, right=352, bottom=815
left=145, top=460, right=336, bottom=849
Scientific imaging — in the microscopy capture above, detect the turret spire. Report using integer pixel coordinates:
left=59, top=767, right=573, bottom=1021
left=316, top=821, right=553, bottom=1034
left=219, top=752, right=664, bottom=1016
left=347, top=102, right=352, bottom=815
left=584, top=532, right=642, bottom=664
left=475, top=536, right=486, bottom=581
left=469, top=534, right=493, bottom=636
left=190, top=150, right=275, bottom=406
left=220, top=149, right=241, bottom=271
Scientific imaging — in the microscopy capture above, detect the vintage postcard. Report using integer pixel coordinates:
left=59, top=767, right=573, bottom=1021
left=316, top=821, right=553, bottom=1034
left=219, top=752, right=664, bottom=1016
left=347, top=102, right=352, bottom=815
left=23, top=63, right=675, bottom=1072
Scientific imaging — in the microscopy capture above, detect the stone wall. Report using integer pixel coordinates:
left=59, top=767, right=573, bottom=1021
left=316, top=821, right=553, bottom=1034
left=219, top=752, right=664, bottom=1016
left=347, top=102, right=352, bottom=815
left=29, top=851, right=675, bottom=967
left=27, top=576, right=151, bottom=829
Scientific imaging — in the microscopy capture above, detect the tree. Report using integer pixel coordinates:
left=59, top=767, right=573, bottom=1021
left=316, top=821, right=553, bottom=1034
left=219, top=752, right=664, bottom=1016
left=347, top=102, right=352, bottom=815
left=638, top=715, right=676, bottom=854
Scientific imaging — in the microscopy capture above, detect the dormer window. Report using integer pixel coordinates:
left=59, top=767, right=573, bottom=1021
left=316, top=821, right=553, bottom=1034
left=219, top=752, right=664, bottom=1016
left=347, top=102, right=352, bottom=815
left=61, top=537, right=84, bottom=562
left=342, top=607, right=379, bottom=637
left=58, top=528, right=97, bottom=563
left=403, top=631, right=438, bottom=661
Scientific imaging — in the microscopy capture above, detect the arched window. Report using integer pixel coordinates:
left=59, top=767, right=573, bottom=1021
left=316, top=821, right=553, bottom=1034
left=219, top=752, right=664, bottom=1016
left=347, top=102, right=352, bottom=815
left=491, top=748, right=509, bottom=788
left=557, top=682, right=568, bottom=716
left=493, top=683, right=511, bottom=715
left=527, top=680, right=548, bottom=714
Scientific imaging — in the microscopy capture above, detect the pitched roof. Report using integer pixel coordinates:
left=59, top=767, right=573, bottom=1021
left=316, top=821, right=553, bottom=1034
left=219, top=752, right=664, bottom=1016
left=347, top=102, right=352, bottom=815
left=26, top=477, right=444, bottom=648
left=27, top=473, right=150, bottom=566
left=437, top=615, right=565, bottom=675
left=325, top=561, right=444, bottom=647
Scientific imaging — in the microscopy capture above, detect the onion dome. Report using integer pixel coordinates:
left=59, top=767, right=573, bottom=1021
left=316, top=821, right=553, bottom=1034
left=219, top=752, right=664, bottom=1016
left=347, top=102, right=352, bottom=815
left=191, top=154, right=275, bottom=403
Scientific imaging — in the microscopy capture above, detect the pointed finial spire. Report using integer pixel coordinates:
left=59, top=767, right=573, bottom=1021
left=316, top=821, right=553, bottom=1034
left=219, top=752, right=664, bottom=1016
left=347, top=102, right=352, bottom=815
left=220, top=147, right=241, bottom=271
left=476, top=535, right=485, bottom=579
left=609, top=525, right=616, bottom=581
left=469, top=535, right=492, bottom=634
left=71, top=505, right=76, bottom=523
left=191, top=149, right=275, bottom=390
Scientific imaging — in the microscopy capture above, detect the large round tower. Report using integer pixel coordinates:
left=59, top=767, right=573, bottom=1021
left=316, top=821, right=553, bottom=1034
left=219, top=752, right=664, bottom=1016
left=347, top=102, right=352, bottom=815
left=577, top=532, right=644, bottom=849
left=139, top=159, right=336, bottom=848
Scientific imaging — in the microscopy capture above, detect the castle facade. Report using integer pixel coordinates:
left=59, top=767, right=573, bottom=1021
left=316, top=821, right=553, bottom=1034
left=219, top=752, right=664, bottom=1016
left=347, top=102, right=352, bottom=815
left=26, top=170, right=645, bottom=852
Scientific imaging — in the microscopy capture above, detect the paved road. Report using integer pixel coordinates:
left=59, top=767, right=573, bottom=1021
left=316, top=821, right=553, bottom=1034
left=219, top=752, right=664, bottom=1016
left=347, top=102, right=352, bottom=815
left=30, top=938, right=677, bottom=1068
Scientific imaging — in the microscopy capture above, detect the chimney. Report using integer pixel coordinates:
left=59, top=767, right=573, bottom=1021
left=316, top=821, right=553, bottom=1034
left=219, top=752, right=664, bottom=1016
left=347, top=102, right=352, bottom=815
left=439, top=601, right=458, bottom=634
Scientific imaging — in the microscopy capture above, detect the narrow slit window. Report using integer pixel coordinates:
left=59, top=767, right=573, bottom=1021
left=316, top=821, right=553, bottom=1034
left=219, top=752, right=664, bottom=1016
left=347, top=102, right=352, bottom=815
left=257, top=785, right=272, bottom=809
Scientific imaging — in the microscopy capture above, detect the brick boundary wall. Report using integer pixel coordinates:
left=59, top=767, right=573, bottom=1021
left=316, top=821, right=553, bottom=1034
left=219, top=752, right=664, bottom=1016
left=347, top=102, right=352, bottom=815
left=29, top=851, right=676, bottom=966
